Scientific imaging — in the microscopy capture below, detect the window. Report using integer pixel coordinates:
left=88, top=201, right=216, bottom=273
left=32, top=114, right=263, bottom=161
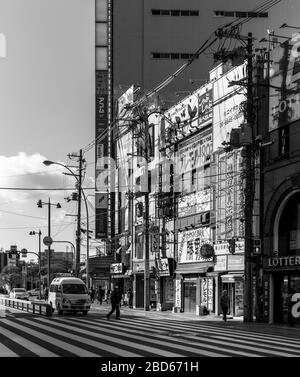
left=171, top=53, right=180, bottom=59
left=151, top=9, right=199, bottom=16
left=171, top=10, right=180, bottom=16
left=152, top=52, right=197, bottom=60
left=62, top=284, right=87, bottom=294
left=214, top=10, right=268, bottom=18
left=152, top=9, right=160, bottom=15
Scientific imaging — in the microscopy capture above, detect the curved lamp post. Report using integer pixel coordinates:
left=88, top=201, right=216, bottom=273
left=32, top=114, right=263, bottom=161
left=43, top=159, right=90, bottom=289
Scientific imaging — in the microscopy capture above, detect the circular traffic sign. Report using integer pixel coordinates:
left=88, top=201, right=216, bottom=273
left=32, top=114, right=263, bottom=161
left=43, top=236, right=53, bottom=246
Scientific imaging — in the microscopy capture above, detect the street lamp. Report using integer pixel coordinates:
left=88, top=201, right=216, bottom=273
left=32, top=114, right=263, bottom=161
left=37, top=198, right=61, bottom=288
left=43, top=159, right=90, bottom=289
left=279, top=23, right=300, bottom=31
left=29, top=230, right=42, bottom=298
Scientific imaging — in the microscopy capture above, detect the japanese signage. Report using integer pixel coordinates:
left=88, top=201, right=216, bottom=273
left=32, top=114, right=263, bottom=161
left=269, top=33, right=300, bottom=131
left=201, top=277, right=213, bottom=311
left=213, top=240, right=245, bottom=255
left=177, top=132, right=212, bottom=174
left=110, top=263, right=124, bottom=274
left=156, top=257, right=170, bottom=277
left=213, top=93, right=245, bottom=152
left=178, top=189, right=211, bottom=217
left=178, top=227, right=213, bottom=263
left=132, top=260, right=156, bottom=273
left=165, top=83, right=212, bottom=140
left=227, top=254, right=244, bottom=271
left=175, top=279, right=182, bottom=308
left=214, top=255, right=228, bottom=272
left=216, top=150, right=244, bottom=239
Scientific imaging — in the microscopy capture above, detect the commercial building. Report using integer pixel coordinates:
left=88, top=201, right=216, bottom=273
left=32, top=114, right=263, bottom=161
left=261, top=30, right=300, bottom=325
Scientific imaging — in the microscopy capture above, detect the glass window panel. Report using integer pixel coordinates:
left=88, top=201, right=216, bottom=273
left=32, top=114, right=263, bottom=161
left=96, top=23, right=107, bottom=46
left=96, top=0, right=107, bottom=22
left=96, top=47, right=107, bottom=70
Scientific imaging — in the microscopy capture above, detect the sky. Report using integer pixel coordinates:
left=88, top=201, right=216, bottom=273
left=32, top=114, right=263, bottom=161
left=0, top=0, right=96, bottom=262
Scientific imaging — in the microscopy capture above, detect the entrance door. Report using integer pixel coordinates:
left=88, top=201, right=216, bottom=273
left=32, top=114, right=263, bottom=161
left=222, top=283, right=235, bottom=316
left=184, top=282, right=196, bottom=313
left=274, top=274, right=300, bottom=324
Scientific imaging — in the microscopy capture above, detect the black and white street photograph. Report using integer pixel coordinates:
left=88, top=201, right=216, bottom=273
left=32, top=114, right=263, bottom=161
left=0, top=0, right=300, bottom=372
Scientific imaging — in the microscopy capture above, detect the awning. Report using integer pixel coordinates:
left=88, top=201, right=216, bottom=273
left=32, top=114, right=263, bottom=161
left=221, top=273, right=244, bottom=283
left=175, top=262, right=213, bottom=275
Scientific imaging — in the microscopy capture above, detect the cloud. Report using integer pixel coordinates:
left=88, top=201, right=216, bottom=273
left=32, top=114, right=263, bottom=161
left=0, top=152, right=81, bottom=209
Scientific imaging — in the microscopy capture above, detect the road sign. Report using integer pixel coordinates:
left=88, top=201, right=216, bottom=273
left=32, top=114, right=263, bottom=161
left=43, top=236, right=53, bottom=246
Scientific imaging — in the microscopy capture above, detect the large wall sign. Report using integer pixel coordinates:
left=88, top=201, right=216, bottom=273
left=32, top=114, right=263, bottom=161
left=269, top=33, right=300, bottom=131
left=213, top=93, right=245, bottom=152
left=176, top=132, right=212, bottom=175
left=118, top=85, right=134, bottom=127
left=178, top=227, right=213, bottom=263
left=178, top=189, right=211, bottom=218
left=165, top=83, right=212, bottom=140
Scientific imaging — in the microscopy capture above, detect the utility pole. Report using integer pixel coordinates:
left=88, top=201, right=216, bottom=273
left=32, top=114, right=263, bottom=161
left=243, top=32, right=254, bottom=322
left=143, top=110, right=150, bottom=311
left=47, top=198, right=51, bottom=288
left=76, top=149, right=83, bottom=278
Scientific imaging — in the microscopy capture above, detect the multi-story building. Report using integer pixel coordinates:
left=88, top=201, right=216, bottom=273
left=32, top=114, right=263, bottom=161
left=94, top=0, right=300, bottom=318
left=261, top=30, right=300, bottom=325
left=0, top=249, right=8, bottom=272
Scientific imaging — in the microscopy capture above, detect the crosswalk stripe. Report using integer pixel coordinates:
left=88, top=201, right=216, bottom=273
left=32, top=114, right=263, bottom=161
left=1, top=319, right=97, bottom=357
left=0, top=341, right=19, bottom=357
left=54, top=316, right=259, bottom=357
left=0, top=326, right=58, bottom=357
left=33, top=317, right=188, bottom=357
left=112, top=317, right=299, bottom=356
left=130, top=316, right=300, bottom=346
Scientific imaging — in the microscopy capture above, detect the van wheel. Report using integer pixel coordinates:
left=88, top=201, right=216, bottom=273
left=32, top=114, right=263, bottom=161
left=82, top=310, right=88, bottom=315
left=57, top=304, right=63, bottom=315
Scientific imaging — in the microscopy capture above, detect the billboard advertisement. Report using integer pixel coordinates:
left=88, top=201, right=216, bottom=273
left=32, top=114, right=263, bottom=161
left=269, top=33, right=300, bottom=131
left=177, top=131, right=212, bottom=174
left=213, top=93, right=245, bottom=152
left=177, top=227, right=213, bottom=263
left=165, top=83, right=212, bottom=140
left=178, top=189, right=211, bottom=218
left=118, top=85, right=134, bottom=127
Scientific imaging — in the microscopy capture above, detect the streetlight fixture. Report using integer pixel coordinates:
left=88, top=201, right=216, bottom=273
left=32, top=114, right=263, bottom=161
left=37, top=198, right=61, bottom=288
left=29, top=229, right=42, bottom=298
left=279, top=23, right=300, bottom=31
left=43, top=159, right=90, bottom=289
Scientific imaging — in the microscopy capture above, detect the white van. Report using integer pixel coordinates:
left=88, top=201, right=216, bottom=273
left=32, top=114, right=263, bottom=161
left=48, top=277, right=90, bottom=315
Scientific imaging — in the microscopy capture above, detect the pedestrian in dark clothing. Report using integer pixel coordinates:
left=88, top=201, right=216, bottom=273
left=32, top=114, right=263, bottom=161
left=90, top=287, right=95, bottom=303
left=128, top=288, right=133, bottom=308
left=44, top=286, right=49, bottom=301
left=220, top=289, right=230, bottom=321
left=106, top=286, right=121, bottom=320
left=98, top=287, right=104, bottom=305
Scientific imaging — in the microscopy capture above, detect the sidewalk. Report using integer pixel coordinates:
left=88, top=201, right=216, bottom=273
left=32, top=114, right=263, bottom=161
left=90, top=302, right=300, bottom=337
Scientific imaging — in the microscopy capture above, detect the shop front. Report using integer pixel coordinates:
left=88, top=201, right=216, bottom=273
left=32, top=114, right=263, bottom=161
left=264, top=189, right=300, bottom=324
left=132, top=260, right=156, bottom=308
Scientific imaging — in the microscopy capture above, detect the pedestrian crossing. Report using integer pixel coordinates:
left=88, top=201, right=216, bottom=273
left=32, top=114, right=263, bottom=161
left=0, top=308, right=300, bottom=357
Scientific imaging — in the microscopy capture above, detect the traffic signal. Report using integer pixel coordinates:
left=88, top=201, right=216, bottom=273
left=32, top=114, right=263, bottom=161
left=8, top=251, right=12, bottom=258
left=253, top=239, right=261, bottom=255
left=228, top=238, right=236, bottom=254
left=37, top=200, right=42, bottom=208
left=72, top=192, right=78, bottom=201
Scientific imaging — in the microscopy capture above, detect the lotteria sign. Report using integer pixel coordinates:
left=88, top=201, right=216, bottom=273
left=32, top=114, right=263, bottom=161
left=267, top=256, right=300, bottom=268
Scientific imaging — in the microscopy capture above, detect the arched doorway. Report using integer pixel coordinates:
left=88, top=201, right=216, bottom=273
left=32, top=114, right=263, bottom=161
left=271, top=191, right=300, bottom=324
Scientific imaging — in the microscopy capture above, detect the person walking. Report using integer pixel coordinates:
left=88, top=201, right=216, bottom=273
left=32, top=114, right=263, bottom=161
left=90, top=287, right=95, bottom=303
left=220, top=289, right=230, bottom=322
left=98, top=286, right=104, bottom=305
left=127, top=288, right=133, bottom=308
left=106, top=285, right=121, bottom=320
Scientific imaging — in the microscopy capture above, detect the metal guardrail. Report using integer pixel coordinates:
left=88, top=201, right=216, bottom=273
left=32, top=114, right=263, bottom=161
left=0, top=296, right=52, bottom=317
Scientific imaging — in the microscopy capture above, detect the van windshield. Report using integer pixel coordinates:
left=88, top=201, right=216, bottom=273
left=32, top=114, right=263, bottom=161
left=62, top=284, right=87, bottom=294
